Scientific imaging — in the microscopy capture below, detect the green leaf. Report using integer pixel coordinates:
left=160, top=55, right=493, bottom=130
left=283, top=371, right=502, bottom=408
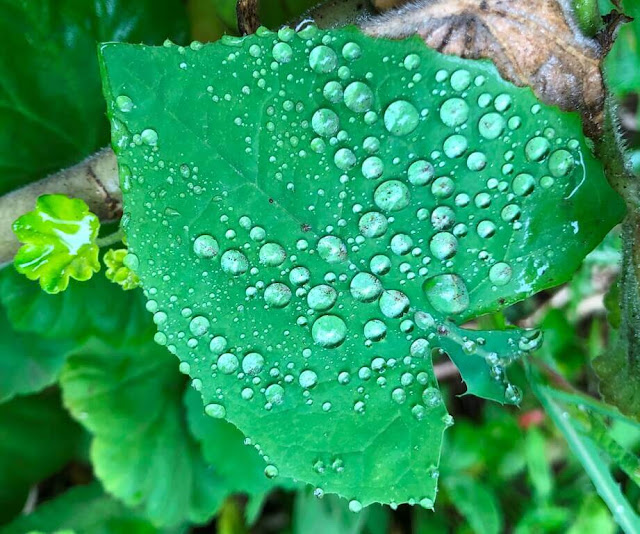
left=604, top=1, right=640, bottom=95
left=0, top=0, right=188, bottom=194
left=12, top=195, right=100, bottom=294
left=60, top=339, right=226, bottom=527
left=533, top=383, right=640, bottom=534
left=0, top=303, right=71, bottom=402
left=184, top=387, right=289, bottom=513
left=0, top=390, right=83, bottom=524
left=524, top=428, right=553, bottom=503
left=0, top=265, right=151, bottom=344
left=444, top=476, right=502, bottom=534
left=104, top=248, right=141, bottom=290
left=567, top=494, right=616, bottom=534
left=0, top=482, right=185, bottom=534
left=292, top=490, right=389, bottom=534
left=99, top=26, right=622, bottom=506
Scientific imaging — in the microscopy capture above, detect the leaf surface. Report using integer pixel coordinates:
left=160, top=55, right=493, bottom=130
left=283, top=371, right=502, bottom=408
left=60, top=339, right=226, bottom=527
left=0, top=0, right=188, bottom=194
left=100, top=26, right=623, bottom=505
left=0, top=391, right=83, bottom=523
left=0, top=482, right=184, bottom=534
left=0, top=303, right=71, bottom=402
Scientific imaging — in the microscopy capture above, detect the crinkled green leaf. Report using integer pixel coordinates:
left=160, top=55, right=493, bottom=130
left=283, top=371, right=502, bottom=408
left=104, top=248, right=141, bottom=290
left=100, top=26, right=623, bottom=506
left=0, top=0, right=188, bottom=194
left=12, top=195, right=100, bottom=293
left=0, top=303, right=71, bottom=402
left=60, top=339, right=226, bottom=527
left=0, top=265, right=151, bottom=344
left=0, top=482, right=185, bottom=534
left=0, top=390, right=83, bottom=524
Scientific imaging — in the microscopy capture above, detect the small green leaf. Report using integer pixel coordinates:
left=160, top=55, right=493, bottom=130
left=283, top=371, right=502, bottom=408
left=60, top=338, right=226, bottom=527
left=0, top=302, right=71, bottom=402
left=104, top=248, right=141, bottom=290
left=12, top=195, right=100, bottom=293
left=444, top=475, right=503, bottom=534
left=100, top=25, right=623, bottom=506
left=524, top=428, right=553, bottom=502
left=0, top=482, right=184, bottom=534
left=0, top=390, right=83, bottom=524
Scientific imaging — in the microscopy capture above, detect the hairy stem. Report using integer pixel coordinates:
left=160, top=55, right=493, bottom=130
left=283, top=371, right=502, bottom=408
left=0, top=148, right=121, bottom=267
left=592, top=97, right=640, bottom=417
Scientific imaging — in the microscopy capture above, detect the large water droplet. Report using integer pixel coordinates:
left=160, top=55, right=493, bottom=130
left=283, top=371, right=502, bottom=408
left=350, top=272, right=383, bottom=302
left=312, top=108, right=340, bottom=137
left=259, top=242, right=287, bottom=266
left=309, top=45, right=338, bottom=73
left=440, top=98, right=469, bottom=127
left=242, top=352, right=265, bottom=375
left=312, top=315, right=347, bottom=348
left=359, top=211, right=388, bottom=237
left=317, top=236, right=348, bottom=263
left=379, top=290, right=410, bottom=318
left=193, top=234, right=219, bottom=259
left=384, top=100, right=419, bottom=136
left=344, top=81, right=374, bottom=113
left=423, top=274, right=470, bottom=315
left=374, top=180, right=411, bottom=212
left=221, top=250, right=249, bottom=275
left=264, top=282, right=292, bottom=308
left=307, top=284, right=338, bottom=311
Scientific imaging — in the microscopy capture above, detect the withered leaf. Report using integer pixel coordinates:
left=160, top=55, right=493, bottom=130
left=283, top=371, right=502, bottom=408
left=362, top=0, right=606, bottom=137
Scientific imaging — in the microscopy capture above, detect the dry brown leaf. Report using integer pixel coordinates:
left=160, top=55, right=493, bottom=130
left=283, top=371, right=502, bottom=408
left=362, top=0, right=608, bottom=137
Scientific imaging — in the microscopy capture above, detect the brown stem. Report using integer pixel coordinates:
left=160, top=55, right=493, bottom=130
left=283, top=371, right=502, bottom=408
left=237, top=0, right=260, bottom=35
left=0, top=148, right=121, bottom=267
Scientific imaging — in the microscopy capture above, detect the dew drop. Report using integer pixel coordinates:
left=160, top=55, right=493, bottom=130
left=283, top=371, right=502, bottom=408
left=189, top=315, right=210, bottom=336
left=259, top=242, right=287, bottom=266
left=312, top=108, right=340, bottom=137
left=423, top=274, right=470, bottom=315
left=217, top=352, right=239, bottom=374
left=272, top=42, right=293, bottom=63
left=242, top=352, right=265, bottom=375
left=364, top=319, right=387, bottom=340
left=309, top=45, right=338, bottom=73
left=379, top=290, right=410, bottom=318
left=264, top=282, right=292, bottom=308
left=429, top=232, right=458, bottom=260
left=489, top=262, right=513, bottom=286
left=312, top=315, right=347, bottom=348
left=307, top=284, right=338, bottom=311
left=221, top=249, right=249, bottom=275
left=344, top=81, right=374, bottom=113
left=440, top=98, right=469, bottom=127
left=317, top=236, right=348, bottom=263
left=384, top=100, right=419, bottom=136
left=407, top=160, right=434, bottom=186
left=350, top=272, right=383, bottom=302
left=205, top=403, right=226, bottom=418
left=299, top=369, right=318, bottom=388
left=374, top=180, right=411, bottom=212
left=193, top=235, right=219, bottom=259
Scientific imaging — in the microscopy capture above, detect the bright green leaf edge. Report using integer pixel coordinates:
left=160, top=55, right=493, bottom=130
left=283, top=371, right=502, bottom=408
left=99, top=25, right=624, bottom=508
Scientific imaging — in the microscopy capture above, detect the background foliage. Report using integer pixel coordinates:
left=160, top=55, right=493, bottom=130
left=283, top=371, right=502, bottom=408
left=1, top=0, right=640, bottom=532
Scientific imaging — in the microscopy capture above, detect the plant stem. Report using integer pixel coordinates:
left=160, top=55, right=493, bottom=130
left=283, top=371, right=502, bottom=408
left=96, top=229, right=124, bottom=248
left=592, top=98, right=640, bottom=417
